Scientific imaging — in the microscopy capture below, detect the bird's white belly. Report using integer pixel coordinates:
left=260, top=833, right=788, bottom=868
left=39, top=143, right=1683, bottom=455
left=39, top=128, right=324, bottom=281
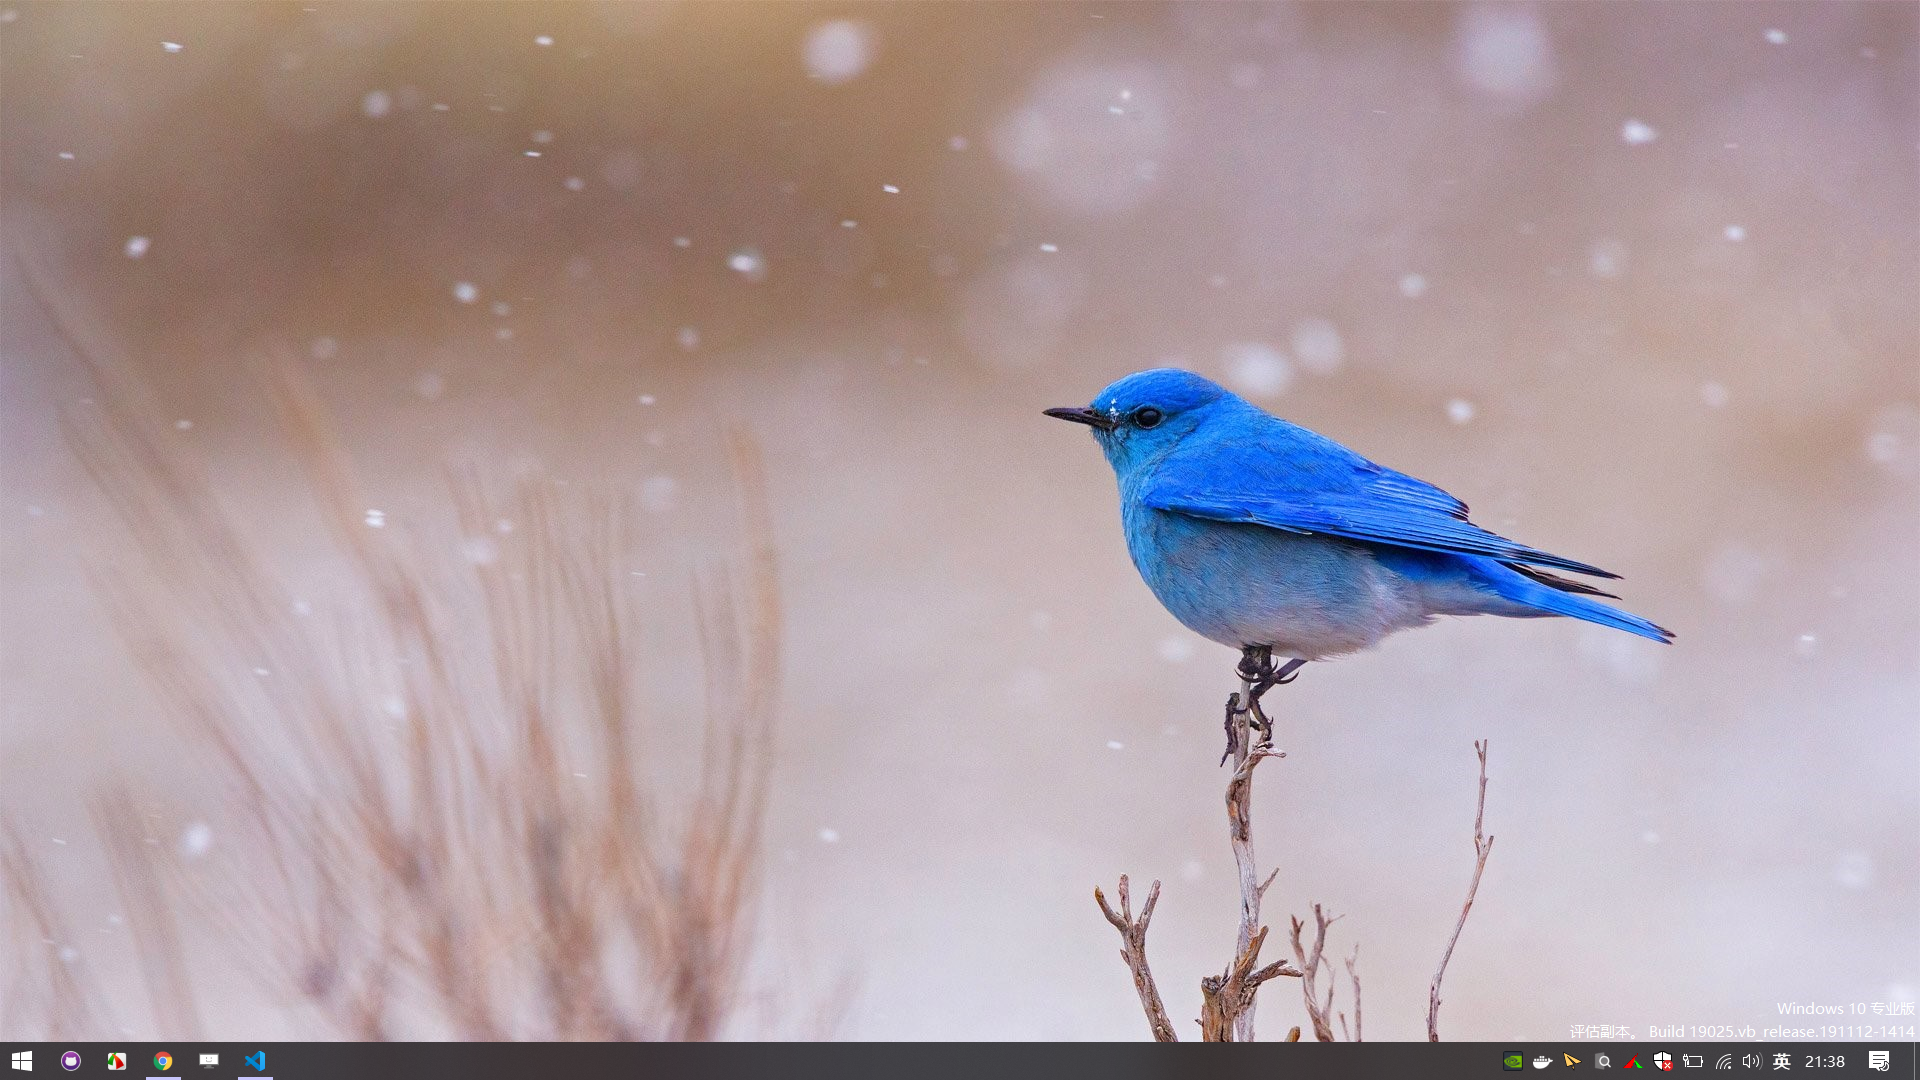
left=1124, top=506, right=1431, bottom=659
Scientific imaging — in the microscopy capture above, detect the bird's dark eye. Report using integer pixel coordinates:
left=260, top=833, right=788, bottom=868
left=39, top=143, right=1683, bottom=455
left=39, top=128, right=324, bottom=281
left=1133, top=406, right=1164, bottom=429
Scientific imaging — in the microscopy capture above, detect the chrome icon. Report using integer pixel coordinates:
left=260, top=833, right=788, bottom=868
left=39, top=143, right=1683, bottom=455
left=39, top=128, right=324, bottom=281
left=153, top=1051, right=174, bottom=1071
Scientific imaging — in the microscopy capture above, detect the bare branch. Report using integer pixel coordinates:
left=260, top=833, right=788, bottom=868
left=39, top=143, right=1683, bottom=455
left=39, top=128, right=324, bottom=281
left=1345, top=944, right=1363, bottom=1042
left=1095, top=659, right=1306, bottom=1042
left=1220, top=665, right=1288, bottom=1041
left=1199, top=919, right=1303, bottom=1041
left=1290, top=903, right=1342, bottom=1041
left=1093, top=876, right=1178, bottom=1042
left=1428, top=739, right=1496, bottom=1042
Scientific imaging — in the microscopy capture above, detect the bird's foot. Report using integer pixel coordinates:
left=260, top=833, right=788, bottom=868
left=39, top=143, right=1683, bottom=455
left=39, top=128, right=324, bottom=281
left=1220, top=694, right=1243, bottom=767
left=1235, top=645, right=1276, bottom=685
left=1249, top=698, right=1276, bottom=751
left=1225, top=648, right=1307, bottom=761
left=1222, top=691, right=1277, bottom=764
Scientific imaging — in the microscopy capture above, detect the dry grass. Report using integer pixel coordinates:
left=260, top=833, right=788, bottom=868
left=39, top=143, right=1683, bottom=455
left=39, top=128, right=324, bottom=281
left=3, top=265, right=797, bottom=1040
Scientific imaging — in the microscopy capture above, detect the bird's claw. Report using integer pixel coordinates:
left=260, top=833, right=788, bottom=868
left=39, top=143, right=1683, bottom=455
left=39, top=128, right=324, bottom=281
left=1221, top=645, right=1305, bottom=762
left=1222, top=691, right=1276, bottom=765
left=1220, top=694, right=1242, bottom=767
left=1249, top=699, right=1276, bottom=750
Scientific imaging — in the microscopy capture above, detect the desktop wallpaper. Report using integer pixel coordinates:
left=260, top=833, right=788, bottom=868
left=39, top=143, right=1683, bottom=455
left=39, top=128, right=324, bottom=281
left=2, top=1, right=1914, bottom=1042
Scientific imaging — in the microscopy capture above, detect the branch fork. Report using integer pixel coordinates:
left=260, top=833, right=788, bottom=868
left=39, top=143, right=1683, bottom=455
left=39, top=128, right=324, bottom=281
left=1094, top=654, right=1495, bottom=1043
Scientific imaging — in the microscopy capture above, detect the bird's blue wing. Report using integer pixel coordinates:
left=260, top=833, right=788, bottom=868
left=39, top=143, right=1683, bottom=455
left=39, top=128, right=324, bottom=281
left=1140, top=420, right=1619, bottom=579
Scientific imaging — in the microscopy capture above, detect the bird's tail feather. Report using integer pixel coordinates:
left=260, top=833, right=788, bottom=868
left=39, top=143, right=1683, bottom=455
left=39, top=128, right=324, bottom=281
left=1487, top=566, right=1674, bottom=644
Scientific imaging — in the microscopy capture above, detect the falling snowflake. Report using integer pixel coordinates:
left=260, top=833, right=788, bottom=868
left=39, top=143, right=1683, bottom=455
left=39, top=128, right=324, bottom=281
left=639, top=475, right=678, bottom=513
left=1620, top=118, right=1658, bottom=145
left=1833, top=850, right=1874, bottom=889
left=802, top=19, right=876, bottom=84
left=178, top=822, right=213, bottom=859
left=1290, top=318, right=1345, bottom=375
left=1589, top=238, right=1629, bottom=279
left=727, top=248, right=768, bottom=282
left=1223, top=342, right=1293, bottom=398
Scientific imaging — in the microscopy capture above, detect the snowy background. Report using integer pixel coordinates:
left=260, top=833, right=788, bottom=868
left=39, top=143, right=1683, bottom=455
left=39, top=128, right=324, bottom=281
left=2, top=1, right=1915, bottom=1040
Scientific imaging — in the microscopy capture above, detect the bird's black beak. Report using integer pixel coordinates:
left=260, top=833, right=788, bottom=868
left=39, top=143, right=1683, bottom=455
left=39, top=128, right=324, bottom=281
left=1043, top=406, right=1116, bottom=432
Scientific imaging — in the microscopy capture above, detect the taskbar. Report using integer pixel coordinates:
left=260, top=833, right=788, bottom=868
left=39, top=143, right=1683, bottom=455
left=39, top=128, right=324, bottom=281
left=1, top=1039, right=1912, bottom=1079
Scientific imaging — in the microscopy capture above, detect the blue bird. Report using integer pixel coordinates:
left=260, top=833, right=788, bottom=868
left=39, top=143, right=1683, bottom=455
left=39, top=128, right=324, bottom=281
left=1046, top=369, right=1671, bottom=752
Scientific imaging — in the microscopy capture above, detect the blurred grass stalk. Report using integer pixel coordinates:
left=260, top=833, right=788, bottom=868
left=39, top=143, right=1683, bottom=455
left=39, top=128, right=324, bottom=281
left=3, top=269, right=789, bottom=1039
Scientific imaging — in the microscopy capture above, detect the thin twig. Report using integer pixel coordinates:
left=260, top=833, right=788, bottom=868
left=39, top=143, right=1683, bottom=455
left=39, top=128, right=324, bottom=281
left=1345, top=944, right=1362, bottom=1042
left=1428, top=739, right=1495, bottom=1042
left=1289, top=903, right=1342, bottom=1041
left=1094, top=876, right=1178, bottom=1042
left=1221, top=666, right=1288, bottom=1041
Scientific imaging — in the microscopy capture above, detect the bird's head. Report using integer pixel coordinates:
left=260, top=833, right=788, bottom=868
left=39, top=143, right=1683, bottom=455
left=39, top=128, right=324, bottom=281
left=1044, top=368, right=1231, bottom=472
